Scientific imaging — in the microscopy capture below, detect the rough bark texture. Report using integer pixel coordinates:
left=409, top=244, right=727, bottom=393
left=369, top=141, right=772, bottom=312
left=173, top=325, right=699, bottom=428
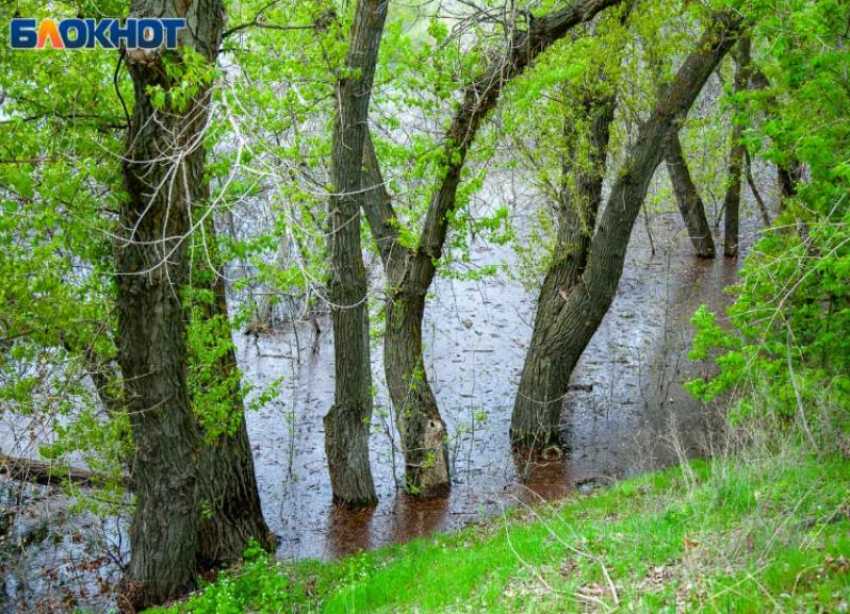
left=723, top=35, right=751, bottom=257
left=325, top=0, right=388, bottom=508
left=115, top=1, right=224, bottom=607
left=665, top=132, right=716, bottom=257
left=512, top=95, right=615, bottom=450
left=362, top=0, right=625, bottom=496
left=384, top=292, right=451, bottom=496
left=510, top=12, right=743, bottom=449
left=195, top=266, right=274, bottom=568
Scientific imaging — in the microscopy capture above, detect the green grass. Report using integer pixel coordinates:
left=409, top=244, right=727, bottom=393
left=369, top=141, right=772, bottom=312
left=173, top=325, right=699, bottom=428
left=148, top=449, right=850, bottom=614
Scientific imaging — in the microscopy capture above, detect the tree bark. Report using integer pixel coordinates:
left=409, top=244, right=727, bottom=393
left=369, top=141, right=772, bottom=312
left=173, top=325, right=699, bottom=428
left=362, top=0, right=626, bottom=496
left=723, top=35, right=751, bottom=257
left=777, top=158, right=803, bottom=201
left=512, top=94, right=615, bottom=450
left=115, top=1, right=224, bottom=607
left=510, top=11, right=744, bottom=449
left=325, top=0, right=388, bottom=508
left=744, top=149, right=772, bottom=226
left=0, top=454, right=119, bottom=487
left=665, top=132, right=716, bottom=257
left=194, top=265, right=275, bottom=568
left=384, top=290, right=451, bottom=496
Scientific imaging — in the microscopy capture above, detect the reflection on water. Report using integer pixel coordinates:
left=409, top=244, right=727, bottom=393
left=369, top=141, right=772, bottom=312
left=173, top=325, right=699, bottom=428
left=246, top=212, right=746, bottom=560
left=0, top=208, right=753, bottom=612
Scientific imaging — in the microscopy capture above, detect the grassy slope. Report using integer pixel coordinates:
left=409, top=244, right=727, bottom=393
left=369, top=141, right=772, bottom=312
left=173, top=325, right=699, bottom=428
left=149, top=450, right=850, bottom=614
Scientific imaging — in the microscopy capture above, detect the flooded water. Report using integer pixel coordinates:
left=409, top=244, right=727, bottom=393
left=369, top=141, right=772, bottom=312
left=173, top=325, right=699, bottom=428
left=0, top=198, right=758, bottom=612
left=248, top=210, right=745, bottom=560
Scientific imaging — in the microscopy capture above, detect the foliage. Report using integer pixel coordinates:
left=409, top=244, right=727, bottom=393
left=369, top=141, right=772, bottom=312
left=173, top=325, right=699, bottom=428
left=150, top=436, right=850, bottom=614
left=687, top=0, right=850, bottom=429
left=146, top=543, right=297, bottom=614
left=0, top=0, right=128, bottom=495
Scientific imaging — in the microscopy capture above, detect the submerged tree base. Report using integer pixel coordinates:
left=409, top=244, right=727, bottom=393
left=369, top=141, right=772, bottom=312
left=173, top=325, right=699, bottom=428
left=152, top=424, right=850, bottom=614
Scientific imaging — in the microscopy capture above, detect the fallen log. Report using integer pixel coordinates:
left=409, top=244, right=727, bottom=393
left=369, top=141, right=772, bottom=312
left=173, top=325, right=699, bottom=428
left=0, top=453, right=104, bottom=487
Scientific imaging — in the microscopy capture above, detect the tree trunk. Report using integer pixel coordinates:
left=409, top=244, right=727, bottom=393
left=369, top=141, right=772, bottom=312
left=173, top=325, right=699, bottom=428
left=665, top=132, right=716, bottom=257
left=384, top=291, right=451, bottom=496
left=117, top=73, right=202, bottom=614
left=778, top=158, right=803, bottom=201
left=0, top=454, right=119, bottom=487
left=511, top=11, right=743, bottom=449
left=116, top=1, right=224, bottom=607
left=325, top=0, right=388, bottom=508
left=512, top=94, right=615, bottom=449
left=744, top=149, right=772, bottom=226
left=195, top=269, right=275, bottom=568
left=723, top=35, right=751, bottom=257
left=361, top=0, right=625, bottom=495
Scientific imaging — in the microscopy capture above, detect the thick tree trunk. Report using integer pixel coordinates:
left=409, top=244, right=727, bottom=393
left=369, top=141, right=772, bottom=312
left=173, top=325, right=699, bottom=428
left=512, top=95, right=614, bottom=449
left=116, top=1, right=224, bottom=607
left=723, top=36, right=751, bottom=257
left=117, top=86, right=202, bottom=611
left=361, top=0, right=625, bottom=495
left=361, top=134, right=452, bottom=496
left=511, top=12, right=743, bottom=449
left=665, top=132, right=716, bottom=257
left=384, top=292, right=451, bottom=496
left=195, top=270, right=274, bottom=568
left=325, top=0, right=388, bottom=508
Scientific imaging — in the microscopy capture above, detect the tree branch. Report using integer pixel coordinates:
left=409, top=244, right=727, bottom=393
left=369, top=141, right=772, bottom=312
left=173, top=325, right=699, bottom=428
left=412, top=0, right=626, bottom=286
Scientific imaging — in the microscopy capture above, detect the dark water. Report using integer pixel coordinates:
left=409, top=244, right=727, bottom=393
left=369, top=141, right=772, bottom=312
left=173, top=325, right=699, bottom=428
left=0, top=206, right=754, bottom=612
left=245, top=211, right=744, bottom=560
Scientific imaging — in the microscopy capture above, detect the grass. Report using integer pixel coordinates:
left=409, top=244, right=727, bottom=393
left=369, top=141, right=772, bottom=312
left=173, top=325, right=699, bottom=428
left=147, top=443, right=850, bottom=614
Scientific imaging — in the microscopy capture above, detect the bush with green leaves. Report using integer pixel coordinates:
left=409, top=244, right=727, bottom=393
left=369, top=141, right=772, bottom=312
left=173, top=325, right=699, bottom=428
left=687, top=0, right=850, bottom=433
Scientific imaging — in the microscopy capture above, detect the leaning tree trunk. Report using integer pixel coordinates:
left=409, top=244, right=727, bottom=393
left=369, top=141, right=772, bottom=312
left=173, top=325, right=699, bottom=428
left=665, top=131, right=716, bottom=257
left=511, top=11, right=744, bottom=449
left=361, top=133, right=452, bottom=496
left=723, top=35, right=751, bottom=257
left=384, top=289, right=451, bottom=496
left=365, top=0, right=626, bottom=493
left=512, top=94, right=615, bottom=449
left=116, top=1, right=225, bottom=607
left=324, top=0, right=387, bottom=508
left=193, top=255, right=274, bottom=568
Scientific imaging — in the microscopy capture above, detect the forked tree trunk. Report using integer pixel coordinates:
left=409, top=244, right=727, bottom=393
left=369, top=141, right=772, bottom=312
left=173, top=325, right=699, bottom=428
left=117, top=2, right=225, bottom=607
left=511, top=12, right=744, bottom=449
left=723, top=35, right=751, bottom=257
left=361, top=0, right=626, bottom=495
left=665, top=132, right=716, bottom=257
left=325, top=0, right=388, bottom=508
left=512, top=95, right=615, bottom=449
left=361, top=135, right=451, bottom=496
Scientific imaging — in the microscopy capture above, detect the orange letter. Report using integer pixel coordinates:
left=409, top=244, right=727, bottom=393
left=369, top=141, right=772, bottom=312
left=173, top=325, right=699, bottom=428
left=36, top=19, right=65, bottom=50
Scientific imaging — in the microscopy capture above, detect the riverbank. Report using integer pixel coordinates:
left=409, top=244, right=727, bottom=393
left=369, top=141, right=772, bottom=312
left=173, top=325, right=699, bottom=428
left=149, top=435, right=850, bottom=614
